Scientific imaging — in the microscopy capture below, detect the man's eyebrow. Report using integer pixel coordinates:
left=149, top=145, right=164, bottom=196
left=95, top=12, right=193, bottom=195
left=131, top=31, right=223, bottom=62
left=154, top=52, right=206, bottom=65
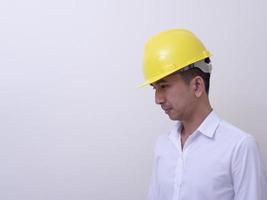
left=151, top=79, right=167, bottom=86
left=150, top=79, right=168, bottom=88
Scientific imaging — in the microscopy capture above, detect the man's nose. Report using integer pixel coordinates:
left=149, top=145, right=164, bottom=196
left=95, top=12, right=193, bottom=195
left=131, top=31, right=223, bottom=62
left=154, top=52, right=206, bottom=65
left=155, top=90, right=165, bottom=105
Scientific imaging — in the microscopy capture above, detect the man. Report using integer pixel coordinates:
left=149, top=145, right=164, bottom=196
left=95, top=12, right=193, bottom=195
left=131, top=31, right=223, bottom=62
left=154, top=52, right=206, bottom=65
left=140, top=29, right=267, bottom=200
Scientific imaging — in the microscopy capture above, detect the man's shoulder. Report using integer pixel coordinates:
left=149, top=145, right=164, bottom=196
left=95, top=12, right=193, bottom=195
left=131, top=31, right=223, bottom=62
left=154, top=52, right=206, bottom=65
left=219, top=119, right=250, bottom=137
left=156, top=123, right=178, bottom=141
left=154, top=132, right=171, bottom=148
left=154, top=124, right=178, bottom=152
left=216, top=119, right=256, bottom=146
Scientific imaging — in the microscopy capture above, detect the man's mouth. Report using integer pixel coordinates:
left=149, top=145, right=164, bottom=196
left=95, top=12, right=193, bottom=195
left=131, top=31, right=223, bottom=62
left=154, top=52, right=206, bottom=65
left=165, top=108, right=172, bottom=114
left=162, top=106, right=172, bottom=114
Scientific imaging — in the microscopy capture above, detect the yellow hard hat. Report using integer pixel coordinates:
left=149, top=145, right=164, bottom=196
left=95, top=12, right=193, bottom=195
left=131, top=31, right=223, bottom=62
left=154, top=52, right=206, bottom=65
left=140, top=29, right=212, bottom=87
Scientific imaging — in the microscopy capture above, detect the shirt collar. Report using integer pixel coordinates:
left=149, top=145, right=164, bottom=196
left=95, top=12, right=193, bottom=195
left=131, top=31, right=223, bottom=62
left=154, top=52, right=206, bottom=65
left=196, top=111, right=221, bottom=138
left=169, top=111, right=221, bottom=140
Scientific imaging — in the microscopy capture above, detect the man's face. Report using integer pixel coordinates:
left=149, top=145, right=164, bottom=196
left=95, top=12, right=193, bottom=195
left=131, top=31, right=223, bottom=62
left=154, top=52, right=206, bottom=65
left=152, top=73, right=196, bottom=121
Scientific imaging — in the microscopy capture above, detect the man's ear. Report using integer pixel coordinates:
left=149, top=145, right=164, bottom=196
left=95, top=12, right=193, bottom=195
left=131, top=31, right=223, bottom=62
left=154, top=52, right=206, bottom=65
left=191, top=76, right=204, bottom=98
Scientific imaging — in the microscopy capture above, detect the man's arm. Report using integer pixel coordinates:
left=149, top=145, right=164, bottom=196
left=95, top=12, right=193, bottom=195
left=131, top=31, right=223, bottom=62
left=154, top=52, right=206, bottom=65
left=232, top=136, right=267, bottom=200
left=147, top=164, right=157, bottom=200
left=147, top=139, right=161, bottom=200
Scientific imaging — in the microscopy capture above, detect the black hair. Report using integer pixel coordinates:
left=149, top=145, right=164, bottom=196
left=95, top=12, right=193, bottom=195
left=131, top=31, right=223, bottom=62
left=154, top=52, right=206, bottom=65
left=179, top=58, right=211, bottom=94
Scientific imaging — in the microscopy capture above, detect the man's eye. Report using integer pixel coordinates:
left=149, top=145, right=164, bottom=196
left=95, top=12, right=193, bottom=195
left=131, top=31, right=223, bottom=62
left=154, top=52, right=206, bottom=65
left=152, top=83, right=169, bottom=90
left=159, top=85, right=168, bottom=89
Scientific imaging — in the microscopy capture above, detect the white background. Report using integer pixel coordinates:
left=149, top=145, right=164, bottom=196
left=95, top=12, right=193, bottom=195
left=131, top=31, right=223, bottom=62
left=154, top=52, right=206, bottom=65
left=0, top=0, right=266, bottom=199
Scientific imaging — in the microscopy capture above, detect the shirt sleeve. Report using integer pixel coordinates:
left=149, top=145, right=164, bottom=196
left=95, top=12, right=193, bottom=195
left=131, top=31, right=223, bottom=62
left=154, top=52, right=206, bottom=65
left=147, top=139, right=160, bottom=200
left=147, top=159, right=157, bottom=200
left=231, top=136, right=267, bottom=200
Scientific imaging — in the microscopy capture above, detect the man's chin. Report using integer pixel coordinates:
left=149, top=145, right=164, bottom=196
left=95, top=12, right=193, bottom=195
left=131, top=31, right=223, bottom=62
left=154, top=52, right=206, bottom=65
left=167, top=114, right=179, bottom=121
left=164, top=109, right=180, bottom=120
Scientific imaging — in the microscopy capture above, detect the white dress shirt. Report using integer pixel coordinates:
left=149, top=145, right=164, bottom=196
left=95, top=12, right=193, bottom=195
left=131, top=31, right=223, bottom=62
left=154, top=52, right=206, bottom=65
left=147, top=111, right=267, bottom=200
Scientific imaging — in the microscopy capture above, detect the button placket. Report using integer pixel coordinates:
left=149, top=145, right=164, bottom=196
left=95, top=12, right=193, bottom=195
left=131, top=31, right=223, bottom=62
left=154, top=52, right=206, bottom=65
left=173, top=149, right=185, bottom=200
